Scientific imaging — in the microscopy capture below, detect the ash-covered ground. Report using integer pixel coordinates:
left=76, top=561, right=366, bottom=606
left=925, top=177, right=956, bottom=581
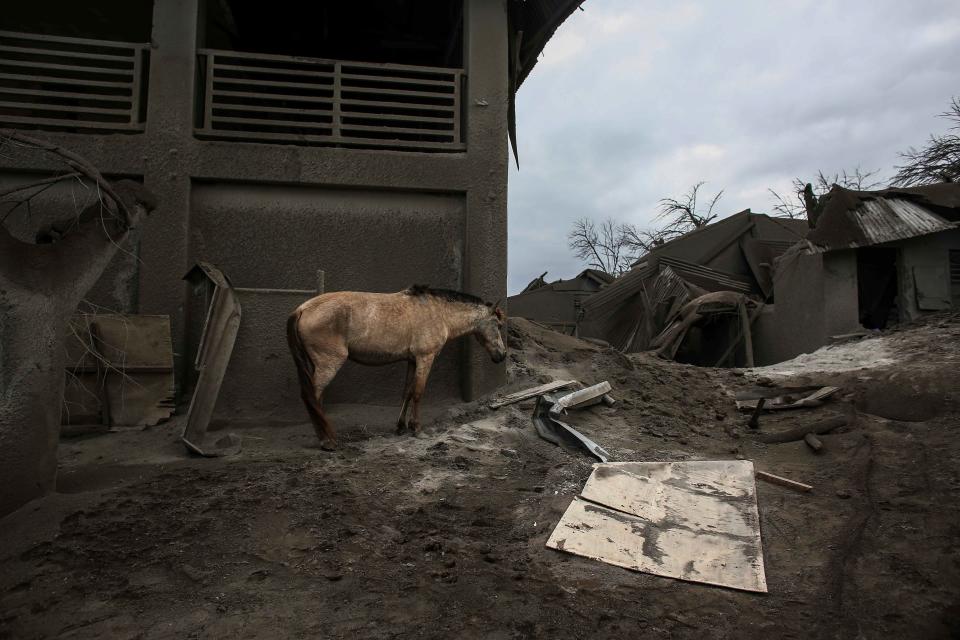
left=2, top=316, right=959, bottom=639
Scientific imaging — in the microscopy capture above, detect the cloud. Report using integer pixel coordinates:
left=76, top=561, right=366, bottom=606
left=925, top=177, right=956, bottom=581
left=507, top=0, right=960, bottom=293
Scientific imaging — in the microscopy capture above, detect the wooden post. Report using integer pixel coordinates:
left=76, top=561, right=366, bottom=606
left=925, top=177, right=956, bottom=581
left=739, top=301, right=755, bottom=368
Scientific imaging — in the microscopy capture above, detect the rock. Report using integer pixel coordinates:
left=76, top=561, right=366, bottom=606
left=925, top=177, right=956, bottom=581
left=836, top=489, right=852, bottom=499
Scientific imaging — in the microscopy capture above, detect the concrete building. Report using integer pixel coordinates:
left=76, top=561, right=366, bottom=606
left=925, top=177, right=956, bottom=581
left=755, top=184, right=960, bottom=364
left=0, top=1, right=581, bottom=420
left=508, top=269, right=613, bottom=334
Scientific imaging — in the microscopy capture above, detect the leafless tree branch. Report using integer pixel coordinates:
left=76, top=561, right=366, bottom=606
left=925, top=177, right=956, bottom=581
left=892, top=97, right=960, bottom=186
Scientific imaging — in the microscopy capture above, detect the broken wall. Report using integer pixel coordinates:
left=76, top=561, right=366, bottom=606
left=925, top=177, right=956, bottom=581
left=754, top=250, right=858, bottom=365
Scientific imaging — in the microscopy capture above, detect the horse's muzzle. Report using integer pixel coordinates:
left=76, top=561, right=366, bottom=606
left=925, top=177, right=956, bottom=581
left=492, top=350, right=507, bottom=363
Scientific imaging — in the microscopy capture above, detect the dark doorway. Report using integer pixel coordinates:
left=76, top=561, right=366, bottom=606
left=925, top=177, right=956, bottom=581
left=857, top=247, right=899, bottom=330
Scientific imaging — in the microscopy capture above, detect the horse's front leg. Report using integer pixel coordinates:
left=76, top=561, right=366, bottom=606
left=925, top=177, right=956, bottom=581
left=396, top=360, right=416, bottom=435
left=409, top=353, right=436, bottom=437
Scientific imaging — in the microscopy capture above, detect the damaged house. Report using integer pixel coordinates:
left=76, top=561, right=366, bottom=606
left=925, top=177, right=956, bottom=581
left=755, top=183, right=960, bottom=364
left=0, top=1, right=583, bottom=423
left=577, top=210, right=807, bottom=364
left=507, top=269, right=613, bottom=334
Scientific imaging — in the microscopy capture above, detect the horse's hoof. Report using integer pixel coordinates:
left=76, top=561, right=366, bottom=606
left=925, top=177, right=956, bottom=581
left=319, top=438, right=337, bottom=451
left=395, top=423, right=407, bottom=435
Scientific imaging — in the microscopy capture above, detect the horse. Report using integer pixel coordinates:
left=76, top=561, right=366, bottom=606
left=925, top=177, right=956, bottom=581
left=286, top=285, right=507, bottom=450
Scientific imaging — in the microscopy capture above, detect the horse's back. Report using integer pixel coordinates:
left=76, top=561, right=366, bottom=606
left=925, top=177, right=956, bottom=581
left=294, top=290, right=411, bottom=336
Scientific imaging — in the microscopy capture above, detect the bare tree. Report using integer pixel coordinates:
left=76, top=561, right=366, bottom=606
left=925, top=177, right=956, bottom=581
left=656, top=181, right=723, bottom=234
left=0, top=130, right=156, bottom=516
left=892, top=97, right=960, bottom=186
left=769, top=167, right=882, bottom=220
left=569, top=183, right=725, bottom=273
left=568, top=217, right=634, bottom=276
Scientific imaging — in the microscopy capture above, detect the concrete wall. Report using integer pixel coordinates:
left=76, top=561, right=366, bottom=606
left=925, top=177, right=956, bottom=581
left=754, top=250, right=858, bottom=365
left=896, top=229, right=960, bottom=321
left=0, top=0, right=509, bottom=420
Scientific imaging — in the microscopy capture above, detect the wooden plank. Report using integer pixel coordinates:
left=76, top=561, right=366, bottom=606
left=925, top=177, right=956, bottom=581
left=209, top=115, right=333, bottom=130
left=182, top=278, right=242, bottom=456
left=739, top=302, right=755, bottom=367
left=212, top=102, right=332, bottom=116
left=488, top=380, right=577, bottom=409
left=0, top=29, right=144, bottom=50
left=0, top=58, right=134, bottom=77
left=212, top=76, right=333, bottom=92
left=339, top=123, right=454, bottom=136
left=340, top=111, right=455, bottom=124
left=340, top=72, right=454, bottom=87
left=340, top=85, right=455, bottom=100
left=0, top=100, right=131, bottom=116
left=452, top=71, right=461, bottom=142
left=194, top=127, right=464, bottom=150
left=129, top=47, right=142, bottom=126
left=340, top=97, right=455, bottom=113
left=0, top=44, right=135, bottom=62
left=0, top=85, right=132, bottom=103
left=548, top=461, right=767, bottom=593
left=200, top=49, right=461, bottom=75
left=0, top=114, right=143, bottom=131
left=0, top=71, right=133, bottom=89
left=214, top=62, right=335, bottom=79
left=210, top=89, right=333, bottom=104
left=332, top=61, right=341, bottom=140
left=755, top=470, right=812, bottom=493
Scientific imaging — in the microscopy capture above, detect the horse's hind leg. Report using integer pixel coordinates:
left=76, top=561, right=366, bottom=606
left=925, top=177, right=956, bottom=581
left=396, top=360, right=416, bottom=435
left=409, top=353, right=436, bottom=437
left=309, top=350, right=346, bottom=450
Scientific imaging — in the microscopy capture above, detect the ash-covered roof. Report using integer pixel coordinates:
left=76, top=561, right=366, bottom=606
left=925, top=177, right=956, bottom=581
left=508, top=0, right=585, bottom=164
left=807, top=183, right=960, bottom=252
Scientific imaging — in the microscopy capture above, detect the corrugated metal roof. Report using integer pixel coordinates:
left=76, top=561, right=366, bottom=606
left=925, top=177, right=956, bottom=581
left=807, top=184, right=960, bottom=252
left=855, top=198, right=953, bottom=246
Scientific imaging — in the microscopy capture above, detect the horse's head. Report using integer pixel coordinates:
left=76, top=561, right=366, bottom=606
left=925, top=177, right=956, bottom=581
left=475, top=303, right=507, bottom=363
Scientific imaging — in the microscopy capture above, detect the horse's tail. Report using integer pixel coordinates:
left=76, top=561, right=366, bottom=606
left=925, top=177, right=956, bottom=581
left=287, top=308, right=317, bottom=417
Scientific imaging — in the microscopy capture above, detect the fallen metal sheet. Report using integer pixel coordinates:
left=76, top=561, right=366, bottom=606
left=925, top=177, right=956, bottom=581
left=63, top=314, right=175, bottom=428
left=181, top=262, right=242, bottom=457
left=736, top=386, right=840, bottom=411
left=547, top=461, right=767, bottom=593
left=552, top=381, right=612, bottom=414
left=489, top=379, right=577, bottom=409
left=532, top=395, right=611, bottom=462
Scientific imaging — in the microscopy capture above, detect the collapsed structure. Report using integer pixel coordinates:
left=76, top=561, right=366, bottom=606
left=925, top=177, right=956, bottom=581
left=576, top=210, right=806, bottom=362
left=507, top=269, right=613, bottom=334
left=516, top=185, right=960, bottom=366
left=758, top=183, right=960, bottom=363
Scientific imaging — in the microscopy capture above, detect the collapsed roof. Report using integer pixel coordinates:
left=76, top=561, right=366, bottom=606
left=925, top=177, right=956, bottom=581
left=578, top=211, right=806, bottom=352
left=520, top=268, right=613, bottom=293
left=806, top=183, right=960, bottom=252
left=508, top=0, right=585, bottom=163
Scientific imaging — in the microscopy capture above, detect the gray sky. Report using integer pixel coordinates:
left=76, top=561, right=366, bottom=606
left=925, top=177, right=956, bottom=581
left=507, top=0, right=960, bottom=293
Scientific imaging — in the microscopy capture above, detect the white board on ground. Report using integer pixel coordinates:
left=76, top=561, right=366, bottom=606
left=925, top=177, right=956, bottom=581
left=546, top=460, right=767, bottom=593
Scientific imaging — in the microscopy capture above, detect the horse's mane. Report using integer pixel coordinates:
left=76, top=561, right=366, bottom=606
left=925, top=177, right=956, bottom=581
left=405, top=284, right=487, bottom=306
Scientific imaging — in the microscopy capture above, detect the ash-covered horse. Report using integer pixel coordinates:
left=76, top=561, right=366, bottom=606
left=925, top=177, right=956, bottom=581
left=287, top=285, right=506, bottom=450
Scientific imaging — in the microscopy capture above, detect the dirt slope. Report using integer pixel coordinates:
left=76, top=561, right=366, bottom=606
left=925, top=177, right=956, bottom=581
left=1, top=316, right=959, bottom=639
